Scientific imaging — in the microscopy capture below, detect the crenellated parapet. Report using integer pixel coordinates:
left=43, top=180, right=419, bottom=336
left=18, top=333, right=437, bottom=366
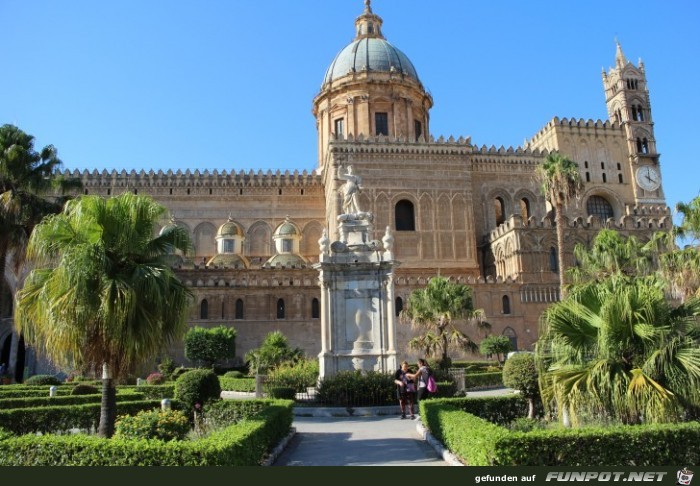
left=525, top=116, right=624, bottom=149
left=63, top=168, right=323, bottom=190
left=471, top=145, right=548, bottom=173
left=328, top=133, right=472, bottom=156
left=487, top=212, right=671, bottom=242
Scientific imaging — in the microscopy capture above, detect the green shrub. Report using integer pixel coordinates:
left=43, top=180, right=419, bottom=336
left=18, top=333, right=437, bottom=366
left=0, top=392, right=145, bottom=410
left=479, top=335, right=513, bottom=365
left=71, top=384, right=99, bottom=395
left=267, top=358, right=318, bottom=393
left=224, top=370, right=244, bottom=379
left=464, top=371, right=503, bottom=389
left=23, top=375, right=61, bottom=386
left=115, top=409, right=190, bottom=441
left=316, top=371, right=394, bottom=407
left=268, top=387, right=295, bottom=400
left=245, top=330, right=301, bottom=374
left=119, top=384, right=174, bottom=400
left=146, top=372, right=166, bottom=385
left=219, top=376, right=255, bottom=392
left=0, top=428, right=10, bottom=441
left=158, top=356, right=176, bottom=379
left=204, top=400, right=268, bottom=429
left=184, top=325, right=237, bottom=368
left=507, top=417, right=546, bottom=432
left=0, top=400, right=293, bottom=465
left=419, top=396, right=700, bottom=466
left=0, top=400, right=167, bottom=435
left=171, top=367, right=194, bottom=380
left=174, top=369, right=221, bottom=411
left=502, top=353, right=539, bottom=418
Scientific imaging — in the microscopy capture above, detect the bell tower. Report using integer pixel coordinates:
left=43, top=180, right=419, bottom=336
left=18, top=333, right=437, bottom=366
left=603, top=42, right=664, bottom=203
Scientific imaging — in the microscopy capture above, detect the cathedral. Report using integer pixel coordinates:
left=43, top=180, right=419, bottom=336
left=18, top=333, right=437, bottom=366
left=0, top=1, right=670, bottom=377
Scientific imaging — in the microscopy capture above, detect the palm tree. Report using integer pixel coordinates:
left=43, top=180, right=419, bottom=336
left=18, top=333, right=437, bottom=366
left=0, top=124, right=81, bottom=314
left=402, top=276, right=485, bottom=368
left=535, top=152, right=584, bottom=298
left=14, top=192, right=193, bottom=437
left=675, top=196, right=700, bottom=243
left=569, top=229, right=653, bottom=283
left=537, top=275, right=700, bottom=427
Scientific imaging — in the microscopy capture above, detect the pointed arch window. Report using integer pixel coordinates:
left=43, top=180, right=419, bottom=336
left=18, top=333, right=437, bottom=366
left=277, top=299, right=285, bottom=319
left=311, top=298, right=320, bottom=319
left=200, top=299, right=209, bottom=320
left=494, top=197, right=505, bottom=226
left=395, top=200, right=415, bottom=231
left=549, top=247, right=558, bottom=273
left=395, top=296, right=404, bottom=317
left=235, top=299, right=244, bottom=320
left=502, top=295, right=511, bottom=315
left=519, top=198, right=530, bottom=220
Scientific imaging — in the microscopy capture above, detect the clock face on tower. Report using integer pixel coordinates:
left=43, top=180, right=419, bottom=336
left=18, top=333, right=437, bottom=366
left=635, top=166, right=661, bottom=192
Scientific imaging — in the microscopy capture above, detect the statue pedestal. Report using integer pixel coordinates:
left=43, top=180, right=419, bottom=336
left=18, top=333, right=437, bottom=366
left=315, top=215, right=399, bottom=379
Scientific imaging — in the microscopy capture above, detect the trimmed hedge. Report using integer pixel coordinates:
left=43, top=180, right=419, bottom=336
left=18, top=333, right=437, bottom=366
left=0, top=400, right=293, bottom=466
left=0, top=400, right=170, bottom=435
left=420, top=396, right=700, bottom=466
left=464, top=371, right=503, bottom=389
left=119, top=385, right=175, bottom=400
left=0, top=392, right=146, bottom=410
left=23, top=375, right=62, bottom=386
left=219, top=376, right=255, bottom=392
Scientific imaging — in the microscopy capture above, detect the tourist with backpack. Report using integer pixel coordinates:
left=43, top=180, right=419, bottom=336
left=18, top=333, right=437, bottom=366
left=394, top=361, right=416, bottom=419
left=409, top=358, right=436, bottom=405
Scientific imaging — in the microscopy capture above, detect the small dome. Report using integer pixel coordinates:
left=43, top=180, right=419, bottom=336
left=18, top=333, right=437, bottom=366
left=323, top=38, right=420, bottom=86
left=264, top=254, right=306, bottom=268
left=217, top=219, right=244, bottom=237
left=274, top=218, right=299, bottom=237
left=207, top=254, right=249, bottom=268
left=159, top=216, right=178, bottom=236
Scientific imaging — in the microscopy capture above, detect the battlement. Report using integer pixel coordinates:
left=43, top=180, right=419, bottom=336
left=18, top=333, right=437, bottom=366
left=66, top=168, right=323, bottom=188
left=488, top=212, right=672, bottom=241
left=526, top=116, right=623, bottom=148
left=328, top=133, right=472, bottom=156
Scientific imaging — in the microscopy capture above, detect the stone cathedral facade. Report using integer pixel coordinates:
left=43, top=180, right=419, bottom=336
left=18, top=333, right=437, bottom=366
left=1, top=2, right=670, bottom=376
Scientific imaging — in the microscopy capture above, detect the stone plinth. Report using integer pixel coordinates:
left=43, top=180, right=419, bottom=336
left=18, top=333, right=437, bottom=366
left=314, top=216, right=399, bottom=379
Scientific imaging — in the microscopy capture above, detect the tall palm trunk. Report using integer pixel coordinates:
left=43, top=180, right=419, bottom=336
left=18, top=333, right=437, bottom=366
left=554, top=200, right=567, bottom=299
left=98, top=363, right=117, bottom=438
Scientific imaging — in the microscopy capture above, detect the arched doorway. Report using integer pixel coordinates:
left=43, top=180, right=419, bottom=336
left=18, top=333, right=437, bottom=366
left=14, top=334, right=26, bottom=383
left=1, top=334, right=11, bottom=370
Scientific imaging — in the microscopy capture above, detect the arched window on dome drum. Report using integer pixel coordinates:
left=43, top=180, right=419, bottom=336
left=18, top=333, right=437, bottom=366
left=277, top=299, right=285, bottom=319
left=395, top=200, right=415, bottom=231
left=223, top=240, right=234, bottom=253
left=395, top=296, right=403, bottom=317
left=549, top=247, right=558, bottom=273
left=414, top=120, right=422, bottom=142
left=375, top=112, right=388, bottom=136
left=200, top=299, right=208, bottom=320
left=311, top=298, right=320, bottom=319
left=502, top=295, right=511, bottom=315
left=587, top=196, right=614, bottom=221
left=494, top=197, right=505, bottom=226
left=235, top=299, right=244, bottom=320
left=282, top=239, right=293, bottom=253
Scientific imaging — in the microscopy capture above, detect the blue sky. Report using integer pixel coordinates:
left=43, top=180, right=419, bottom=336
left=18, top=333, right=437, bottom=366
left=2, top=0, right=698, bottom=218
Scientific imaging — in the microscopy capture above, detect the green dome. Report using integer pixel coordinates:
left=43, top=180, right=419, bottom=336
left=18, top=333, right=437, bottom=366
left=217, top=219, right=244, bottom=237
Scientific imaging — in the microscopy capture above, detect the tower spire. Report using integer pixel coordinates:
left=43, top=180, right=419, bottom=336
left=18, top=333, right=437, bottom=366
left=615, top=39, right=627, bottom=68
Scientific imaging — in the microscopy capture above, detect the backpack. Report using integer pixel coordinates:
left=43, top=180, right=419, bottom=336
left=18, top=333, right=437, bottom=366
left=427, top=372, right=438, bottom=393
